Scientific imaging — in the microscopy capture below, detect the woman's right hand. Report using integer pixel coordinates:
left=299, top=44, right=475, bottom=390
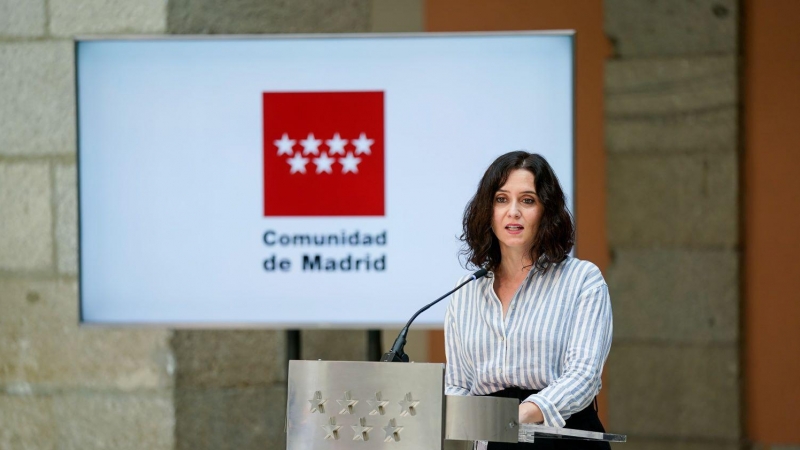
left=519, top=401, right=544, bottom=424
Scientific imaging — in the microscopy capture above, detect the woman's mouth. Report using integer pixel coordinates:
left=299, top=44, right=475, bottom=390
left=505, top=224, right=524, bottom=234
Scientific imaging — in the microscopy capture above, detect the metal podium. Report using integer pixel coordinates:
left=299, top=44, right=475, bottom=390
left=286, top=361, right=625, bottom=449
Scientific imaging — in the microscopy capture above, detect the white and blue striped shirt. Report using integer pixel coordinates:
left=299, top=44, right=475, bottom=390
left=444, top=256, right=613, bottom=428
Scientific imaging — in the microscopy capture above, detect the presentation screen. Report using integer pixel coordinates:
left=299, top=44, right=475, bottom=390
left=76, top=32, right=574, bottom=327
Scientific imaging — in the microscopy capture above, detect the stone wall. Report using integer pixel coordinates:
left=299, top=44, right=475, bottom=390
left=1, top=1, right=423, bottom=448
left=604, top=1, right=741, bottom=449
left=0, top=1, right=174, bottom=449
left=6, top=1, right=750, bottom=449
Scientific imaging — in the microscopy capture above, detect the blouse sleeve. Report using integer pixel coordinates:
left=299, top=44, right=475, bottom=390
left=524, top=283, right=613, bottom=427
left=444, top=300, right=472, bottom=396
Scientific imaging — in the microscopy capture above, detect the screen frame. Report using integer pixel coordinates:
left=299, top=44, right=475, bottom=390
left=74, top=30, right=577, bottom=328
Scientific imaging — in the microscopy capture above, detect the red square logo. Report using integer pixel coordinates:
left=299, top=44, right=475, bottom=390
left=263, top=91, right=385, bottom=216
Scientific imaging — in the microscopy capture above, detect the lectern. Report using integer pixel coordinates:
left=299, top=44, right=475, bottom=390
left=286, top=361, right=625, bottom=449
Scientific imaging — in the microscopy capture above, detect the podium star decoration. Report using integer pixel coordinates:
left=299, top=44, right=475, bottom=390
left=308, top=390, right=326, bottom=413
left=382, top=418, right=403, bottom=442
left=367, top=391, right=390, bottom=416
left=321, top=416, right=341, bottom=440
left=351, top=417, right=373, bottom=441
left=399, top=392, right=419, bottom=417
left=337, top=391, right=359, bottom=415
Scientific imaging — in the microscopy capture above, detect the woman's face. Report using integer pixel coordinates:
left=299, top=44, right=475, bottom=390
left=491, top=169, right=544, bottom=256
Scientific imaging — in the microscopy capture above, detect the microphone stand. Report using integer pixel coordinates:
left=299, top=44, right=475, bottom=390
left=380, top=269, right=488, bottom=362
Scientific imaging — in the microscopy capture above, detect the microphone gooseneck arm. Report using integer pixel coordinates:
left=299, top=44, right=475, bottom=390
left=380, top=268, right=488, bottom=362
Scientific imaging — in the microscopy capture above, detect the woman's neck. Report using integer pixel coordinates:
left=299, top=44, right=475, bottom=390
left=496, top=249, right=533, bottom=280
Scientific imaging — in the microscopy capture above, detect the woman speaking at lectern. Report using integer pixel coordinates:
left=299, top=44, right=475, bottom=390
left=445, top=151, right=612, bottom=449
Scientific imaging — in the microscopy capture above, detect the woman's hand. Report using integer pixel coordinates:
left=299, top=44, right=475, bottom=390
left=518, top=401, right=544, bottom=424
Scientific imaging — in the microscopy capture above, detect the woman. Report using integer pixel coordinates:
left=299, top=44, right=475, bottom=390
left=445, top=151, right=612, bottom=449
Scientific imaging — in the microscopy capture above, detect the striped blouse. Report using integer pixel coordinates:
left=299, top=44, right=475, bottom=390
left=444, top=256, right=613, bottom=428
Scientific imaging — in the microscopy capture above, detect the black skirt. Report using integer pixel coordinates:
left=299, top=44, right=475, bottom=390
left=484, top=387, right=611, bottom=450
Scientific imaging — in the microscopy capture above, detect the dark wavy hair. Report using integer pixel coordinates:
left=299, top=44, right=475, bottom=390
left=460, top=151, right=574, bottom=273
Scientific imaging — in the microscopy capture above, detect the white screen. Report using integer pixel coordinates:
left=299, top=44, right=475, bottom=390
left=77, top=33, right=574, bottom=327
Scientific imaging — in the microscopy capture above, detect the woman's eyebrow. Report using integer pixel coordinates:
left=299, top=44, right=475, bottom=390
left=497, top=189, right=538, bottom=195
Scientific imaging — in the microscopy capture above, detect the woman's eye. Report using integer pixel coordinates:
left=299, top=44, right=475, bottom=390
left=523, top=198, right=535, bottom=204
left=495, top=197, right=507, bottom=203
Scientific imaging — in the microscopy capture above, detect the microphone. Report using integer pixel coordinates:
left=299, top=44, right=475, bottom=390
left=380, top=268, right=489, bottom=362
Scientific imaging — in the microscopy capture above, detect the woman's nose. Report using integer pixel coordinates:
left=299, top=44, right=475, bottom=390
left=508, top=202, right=521, bottom=217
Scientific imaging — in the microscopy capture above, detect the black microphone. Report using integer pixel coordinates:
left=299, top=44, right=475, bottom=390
left=380, top=268, right=489, bottom=362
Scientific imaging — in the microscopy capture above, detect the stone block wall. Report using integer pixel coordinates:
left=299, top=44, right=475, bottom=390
left=604, top=0, right=741, bottom=448
left=2, top=1, right=423, bottom=448
left=1, top=0, right=748, bottom=448
left=0, top=1, right=174, bottom=449
left=171, top=330, right=288, bottom=450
